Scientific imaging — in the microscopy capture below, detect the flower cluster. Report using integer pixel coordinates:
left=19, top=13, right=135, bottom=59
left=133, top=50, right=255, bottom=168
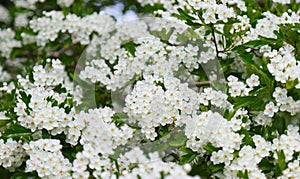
left=12, top=0, right=46, bottom=9
left=0, top=5, right=10, bottom=23
left=272, top=125, right=300, bottom=162
left=14, top=59, right=80, bottom=133
left=29, top=11, right=115, bottom=46
left=0, top=28, right=21, bottom=58
left=272, top=125, right=300, bottom=178
left=265, top=45, right=300, bottom=88
left=23, top=139, right=72, bottom=178
left=188, top=0, right=238, bottom=23
left=0, top=0, right=299, bottom=178
left=80, top=33, right=201, bottom=90
left=124, top=75, right=199, bottom=140
left=199, top=87, right=233, bottom=109
left=12, top=0, right=74, bottom=9
left=0, top=66, right=11, bottom=82
left=244, top=11, right=300, bottom=43
left=223, top=135, right=272, bottom=179
left=272, top=87, right=300, bottom=115
left=69, top=107, right=135, bottom=177
left=70, top=107, right=133, bottom=148
left=227, top=74, right=260, bottom=97
left=185, top=111, right=243, bottom=153
left=14, top=12, right=32, bottom=28
left=117, top=147, right=198, bottom=179
left=0, top=139, right=25, bottom=172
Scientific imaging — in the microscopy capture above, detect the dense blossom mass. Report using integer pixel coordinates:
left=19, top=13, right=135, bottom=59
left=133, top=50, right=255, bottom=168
left=0, top=0, right=299, bottom=178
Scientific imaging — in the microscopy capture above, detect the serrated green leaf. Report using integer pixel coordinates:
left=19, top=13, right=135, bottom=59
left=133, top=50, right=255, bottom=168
left=204, top=143, right=218, bottom=154
left=209, top=163, right=225, bottom=173
left=258, top=157, right=275, bottom=172
left=0, top=119, right=11, bottom=127
left=274, top=116, right=285, bottom=134
left=176, top=8, right=195, bottom=21
left=19, top=91, right=31, bottom=105
left=179, top=153, right=197, bottom=165
left=11, top=173, right=37, bottom=179
left=169, top=132, right=187, bottom=147
left=179, top=147, right=194, bottom=154
left=277, top=150, right=286, bottom=171
left=122, top=41, right=136, bottom=56
left=233, top=96, right=258, bottom=110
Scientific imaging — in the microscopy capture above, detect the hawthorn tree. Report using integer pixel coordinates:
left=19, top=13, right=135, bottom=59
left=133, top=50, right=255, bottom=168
left=0, top=0, right=300, bottom=178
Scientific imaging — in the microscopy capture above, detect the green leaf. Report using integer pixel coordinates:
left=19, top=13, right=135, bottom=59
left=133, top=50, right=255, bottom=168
left=0, top=119, right=11, bottom=127
left=19, top=91, right=31, bottom=105
left=169, top=132, right=187, bottom=147
left=11, top=173, right=38, bottom=179
left=110, top=146, right=123, bottom=160
left=233, top=96, right=259, bottom=110
left=273, top=116, right=285, bottom=134
left=277, top=150, right=286, bottom=172
left=4, top=132, right=32, bottom=138
left=53, top=83, right=67, bottom=93
left=258, top=157, right=275, bottom=172
left=204, top=143, right=218, bottom=154
left=175, top=8, right=196, bottom=21
left=71, top=73, right=93, bottom=88
left=151, top=143, right=169, bottom=153
left=223, top=109, right=235, bottom=120
left=259, top=36, right=284, bottom=48
left=2, top=124, right=32, bottom=141
left=241, top=129, right=255, bottom=147
left=160, top=27, right=175, bottom=41
left=237, top=51, right=274, bottom=93
left=237, top=170, right=249, bottom=179
left=209, top=163, right=225, bottom=173
left=179, top=152, right=197, bottom=165
left=286, top=79, right=298, bottom=90
left=122, top=41, right=136, bottom=56
left=223, top=24, right=232, bottom=37
left=242, top=40, right=272, bottom=49
left=179, top=147, right=194, bottom=154
left=239, top=53, right=254, bottom=65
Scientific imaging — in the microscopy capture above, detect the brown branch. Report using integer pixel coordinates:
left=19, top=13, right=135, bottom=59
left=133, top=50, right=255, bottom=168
left=194, top=81, right=211, bottom=87
left=194, top=81, right=228, bottom=87
left=211, top=25, right=220, bottom=58
left=21, top=50, right=43, bottom=57
left=210, top=24, right=221, bottom=80
left=20, top=43, right=78, bottom=58
left=251, top=49, right=262, bottom=58
left=161, top=39, right=181, bottom=46
left=52, top=43, right=78, bottom=58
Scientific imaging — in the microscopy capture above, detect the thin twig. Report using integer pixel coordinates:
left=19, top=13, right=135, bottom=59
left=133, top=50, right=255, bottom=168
left=161, top=39, right=181, bottom=46
left=21, top=43, right=78, bottom=58
left=194, top=81, right=228, bottom=87
left=194, top=81, right=211, bottom=87
left=251, top=49, right=262, bottom=58
left=21, top=50, right=42, bottom=57
left=52, top=43, right=78, bottom=58
left=210, top=24, right=221, bottom=80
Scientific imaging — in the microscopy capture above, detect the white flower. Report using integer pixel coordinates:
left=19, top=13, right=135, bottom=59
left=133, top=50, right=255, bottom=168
left=203, top=8, right=217, bottom=24
left=246, top=74, right=260, bottom=88
left=254, top=113, right=272, bottom=126
left=57, top=0, right=74, bottom=7
left=264, top=102, right=279, bottom=117
left=273, top=87, right=287, bottom=104
left=229, top=117, right=242, bottom=131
